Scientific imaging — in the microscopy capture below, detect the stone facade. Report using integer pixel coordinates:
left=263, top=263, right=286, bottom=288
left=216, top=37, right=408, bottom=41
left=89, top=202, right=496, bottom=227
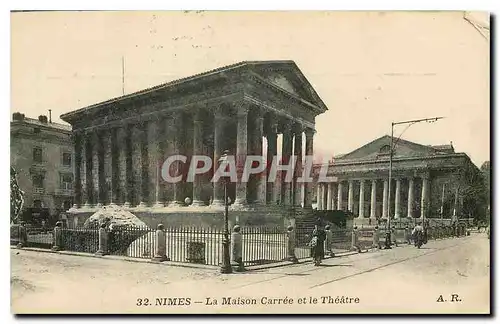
left=313, top=136, right=485, bottom=225
left=10, top=113, right=74, bottom=223
left=61, top=61, right=328, bottom=226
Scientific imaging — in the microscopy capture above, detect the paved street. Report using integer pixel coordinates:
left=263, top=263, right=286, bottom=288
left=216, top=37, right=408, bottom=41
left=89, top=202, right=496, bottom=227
left=11, top=233, right=490, bottom=314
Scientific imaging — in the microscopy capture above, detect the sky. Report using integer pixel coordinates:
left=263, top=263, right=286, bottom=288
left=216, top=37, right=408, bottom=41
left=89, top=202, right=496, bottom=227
left=10, top=11, right=490, bottom=166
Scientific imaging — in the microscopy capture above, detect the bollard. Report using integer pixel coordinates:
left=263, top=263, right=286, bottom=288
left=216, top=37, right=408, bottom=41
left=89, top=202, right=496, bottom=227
left=391, top=226, right=398, bottom=247
left=372, top=226, right=381, bottom=249
left=152, top=224, right=170, bottom=262
left=51, top=221, right=63, bottom=251
left=325, top=225, right=334, bottom=257
left=351, top=226, right=361, bottom=252
left=231, top=225, right=245, bottom=271
left=17, top=222, right=27, bottom=248
left=95, top=223, right=108, bottom=256
left=286, top=226, right=299, bottom=263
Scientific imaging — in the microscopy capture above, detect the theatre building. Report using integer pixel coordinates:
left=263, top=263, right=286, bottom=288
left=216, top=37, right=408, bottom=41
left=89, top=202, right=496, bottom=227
left=313, top=135, right=486, bottom=225
left=61, top=60, right=328, bottom=228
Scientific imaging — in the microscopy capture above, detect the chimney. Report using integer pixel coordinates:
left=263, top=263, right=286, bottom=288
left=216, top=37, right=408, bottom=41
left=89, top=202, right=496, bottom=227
left=38, top=115, right=48, bottom=123
left=48, top=109, right=52, bottom=123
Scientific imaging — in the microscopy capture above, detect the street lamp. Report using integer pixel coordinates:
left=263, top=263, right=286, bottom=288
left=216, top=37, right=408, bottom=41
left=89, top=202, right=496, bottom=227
left=218, top=150, right=232, bottom=274
left=385, top=116, right=444, bottom=249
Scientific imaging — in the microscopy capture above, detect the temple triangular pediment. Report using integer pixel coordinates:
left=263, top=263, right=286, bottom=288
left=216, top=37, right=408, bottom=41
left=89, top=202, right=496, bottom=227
left=247, top=61, right=327, bottom=111
left=337, top=135, right=450, bottom=161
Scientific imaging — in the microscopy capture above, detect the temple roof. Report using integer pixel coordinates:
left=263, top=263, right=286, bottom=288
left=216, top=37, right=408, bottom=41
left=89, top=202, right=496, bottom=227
left=61, top=60, right=328, bottom=122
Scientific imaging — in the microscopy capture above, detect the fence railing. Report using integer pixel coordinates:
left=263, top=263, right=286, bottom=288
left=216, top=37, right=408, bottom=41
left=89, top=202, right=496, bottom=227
left=11, top=223, right=471, bottom=268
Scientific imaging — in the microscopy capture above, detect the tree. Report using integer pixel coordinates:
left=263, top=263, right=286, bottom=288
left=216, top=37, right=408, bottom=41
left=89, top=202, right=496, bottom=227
left=10, top=167, right=25, bottom=224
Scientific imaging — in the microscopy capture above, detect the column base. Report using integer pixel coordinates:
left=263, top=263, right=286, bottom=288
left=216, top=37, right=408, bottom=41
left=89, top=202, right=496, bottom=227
left=82, top=202, right=92, bottom=209
left=211, top=199, right=225, bottom=207
left=122, top=202, right=131, bottom=208
left=152, top=201, right=165, bottom=209
left=138, top=202, right=148, bottom=208
left=168, top=201, right=184, bottom=207
left=108, top=202, right=117, bottom=207
left=190, top=200, right=206, bottom=207
left=96, top=203, right=103, bottom=208
left=71, top=204, right=79, bottom=209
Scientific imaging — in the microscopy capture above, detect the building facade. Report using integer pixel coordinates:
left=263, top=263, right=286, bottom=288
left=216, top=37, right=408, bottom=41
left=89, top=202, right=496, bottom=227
left=10, top=113, right=74, bottom=224
left=61, top=61, right=327, bottom=226
left=313, top=136, right=486, bottom=225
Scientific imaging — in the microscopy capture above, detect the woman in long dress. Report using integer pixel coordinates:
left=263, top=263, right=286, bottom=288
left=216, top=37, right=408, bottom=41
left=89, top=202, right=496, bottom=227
left=311, top=221, right=326, bottom=266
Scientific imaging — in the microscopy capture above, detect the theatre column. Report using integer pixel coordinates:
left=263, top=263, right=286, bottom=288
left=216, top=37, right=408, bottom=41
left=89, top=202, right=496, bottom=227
left=394, top=178, right=401, bottom=218
left=359, top=180, right=365, bottom=218
left=337, top=181, right=344, bottom=211
left=293, top=124, right=303, bottom=207
left=92, top=131, right=105, bottom=208
left=370, top=180, right=377, bottom=220
left=303, top=128, right=314, bottom=209
left=73, top=133, right=82, bottom=208
left=234, top=103, right=248, bottom=207
left=316, top=183, right=322, bottom=210
left=266, top=122, right=278, bottom=205
left=382, top=179, right=388, bottom=218
left=326, top=183, right=333, bottom=210
left=347, top=180, right=354, bottom=212
left=407, top=178, right=414, bottom=218
left=420, top=175, right=430, bottom=219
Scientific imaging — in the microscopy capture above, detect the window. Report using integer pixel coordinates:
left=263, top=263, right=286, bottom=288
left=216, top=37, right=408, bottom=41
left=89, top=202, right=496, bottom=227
left=33, top=200, right=42, bottom=208
left=33, top=147, right=43, bottom=163
left=60, top=174, right=73, bottom=190
left=32, top=174, right=44, bottom=188
left=62, top=152, right=72, bottom=167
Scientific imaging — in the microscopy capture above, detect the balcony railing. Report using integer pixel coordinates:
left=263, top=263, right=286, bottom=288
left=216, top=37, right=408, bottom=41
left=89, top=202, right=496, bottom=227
left=54, top=188, right=74, bottom=196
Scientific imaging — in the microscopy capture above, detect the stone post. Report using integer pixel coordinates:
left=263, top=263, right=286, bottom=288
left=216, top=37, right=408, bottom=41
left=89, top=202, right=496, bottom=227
left=359, top=180, right=365, bottom=218
left=153, top=224, right=170, bottom=262
left=95, top=223, right=108, bottom=256
left=286, top=225, right=299, bottom=263
left=234, top=103, right=248, bottom=207
left=404, top=226, right=411, bottom=244
left=303, top=128, right=314, bottom=208
left=52, top=222, right=63, bottom=251
left=351, top=226, right=361, bottom=252
left=231, top=225, right=245, bottom=271
left=17, top=223, right=27, bottom=248
left=372, top=226, right=381, bottom=249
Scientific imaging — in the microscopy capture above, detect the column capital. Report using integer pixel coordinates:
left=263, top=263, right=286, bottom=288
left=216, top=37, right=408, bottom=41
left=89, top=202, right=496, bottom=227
left=292, top=122, right=304, bottom=134
left=304, top=127, right=315, bottom=136
left=235, top=101, right=249, bottom=115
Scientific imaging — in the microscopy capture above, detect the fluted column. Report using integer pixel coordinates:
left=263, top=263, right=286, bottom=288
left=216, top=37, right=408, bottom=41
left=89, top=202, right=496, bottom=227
left=407, top=178, right=414, bottom=218
left=116, top=126, right=130, bottom=207
left=420, top=175, right=430, bottom=219
left=103, top=129, right=114, bottom=205
left=359, top=180, right=365, bottom=218
left=92, top=132, right=104, bottom=207
left=281, top=120, right=293, bottom=206
left=191, top=110, right=205, bottom=207
left=82, top=133, right=91, bottom=207
left=293, top=125, right=303, bottom=207
left=316, top=183, right=322, bottom=210
left=73, top=133, right=82, bottom=208
left=131, top=124, right=143, bottom=207
left=212, top=108, right=226, bottom=206
left=303, top=128, right=314, bottom=208
left=370, top=180, right=377, bottom=219
left=332, top=183, right=337, bottom=210
left=347, top=180, right=354, bottom=212
left=394, top=178, right=401, bottom=218
left=168, top=111, right=184, bottom=207
left=326, top=183, right=333, bottom=210
left=266, top=122, right=278, bottom=205
left=148, top=118, right=164, bottom=208
left=234, top=103, right=248, bottom=207
left=337, top=181, right=344, bottom=211
left=254, top=111, right=266, bottom=205
left=382, top=179, right=388, bottom=218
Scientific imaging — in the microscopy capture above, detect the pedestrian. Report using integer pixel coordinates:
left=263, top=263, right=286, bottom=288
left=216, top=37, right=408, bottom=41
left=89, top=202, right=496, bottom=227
left=309, top=219, right=326, bottom=266
left=324, top=225, right=335, bottom=257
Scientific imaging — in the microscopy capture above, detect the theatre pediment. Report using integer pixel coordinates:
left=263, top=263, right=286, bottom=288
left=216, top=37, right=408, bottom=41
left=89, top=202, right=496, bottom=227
left=337, top=135, right=446, bottom=161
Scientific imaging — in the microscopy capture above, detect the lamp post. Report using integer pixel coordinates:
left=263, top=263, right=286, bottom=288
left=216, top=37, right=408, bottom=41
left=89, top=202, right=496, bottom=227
left=219, top=150, right=232, bottom=274
left=385, top=116, right=444, bottom=249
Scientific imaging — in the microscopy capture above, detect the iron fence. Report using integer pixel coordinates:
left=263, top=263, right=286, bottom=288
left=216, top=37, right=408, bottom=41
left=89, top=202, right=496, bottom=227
left=11, top=222, right=469, bottom=267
